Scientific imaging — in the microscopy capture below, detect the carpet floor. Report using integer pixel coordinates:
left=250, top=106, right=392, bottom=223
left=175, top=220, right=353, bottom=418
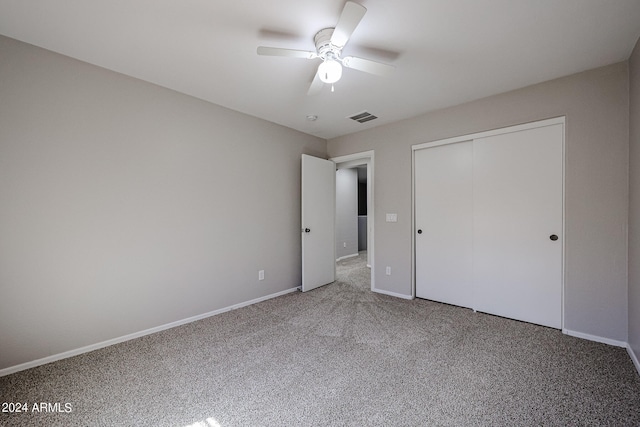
left=1, top=251, right=639, bottom=426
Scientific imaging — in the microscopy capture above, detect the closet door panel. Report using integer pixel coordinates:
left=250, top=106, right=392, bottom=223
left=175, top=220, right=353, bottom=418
left=415, top=141, right=473, bottom=308
left=473, top=124, right=563, bottom=328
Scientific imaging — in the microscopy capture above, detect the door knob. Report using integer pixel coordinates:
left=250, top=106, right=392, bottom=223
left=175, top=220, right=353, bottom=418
left=417, top=229, right=423, bottom=234
left=304, top=228, right=311, bottom=233
left=550, top=234, right=558, bottom=241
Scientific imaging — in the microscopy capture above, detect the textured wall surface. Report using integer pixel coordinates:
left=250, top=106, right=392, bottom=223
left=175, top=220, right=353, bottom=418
left=0, top=36, right=326, bottom=370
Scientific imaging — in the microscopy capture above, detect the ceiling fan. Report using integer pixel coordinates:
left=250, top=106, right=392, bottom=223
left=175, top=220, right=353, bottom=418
left=257, top=1, right=395, bottom=95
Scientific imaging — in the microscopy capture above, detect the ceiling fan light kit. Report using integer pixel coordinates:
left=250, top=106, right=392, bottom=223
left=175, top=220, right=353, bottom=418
left=257, top=1, right=395, bottom=95
left=318, top=58, right=342, bottom=83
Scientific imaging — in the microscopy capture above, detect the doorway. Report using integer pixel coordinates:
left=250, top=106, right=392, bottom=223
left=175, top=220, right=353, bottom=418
left=331, top=151, right=375, bottom=291
left=335, top=166, right=367, bottom=260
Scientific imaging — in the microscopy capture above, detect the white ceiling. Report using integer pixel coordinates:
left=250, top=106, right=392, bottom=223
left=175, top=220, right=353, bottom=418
left=1, top=1, right=640, bottom=140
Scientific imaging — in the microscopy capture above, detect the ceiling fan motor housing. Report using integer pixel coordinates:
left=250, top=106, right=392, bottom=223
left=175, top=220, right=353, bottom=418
left=315, top=28, right=341, bottom=60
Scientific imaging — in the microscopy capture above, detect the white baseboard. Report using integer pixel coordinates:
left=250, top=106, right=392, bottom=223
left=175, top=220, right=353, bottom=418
left=372, top=287, right=414, bottom=300
left=628, top=344, right=640, bottom=376
left=336, top=253, right=359, bottom=262
left=553, top=330, right=640, bottom=376
left=562, top=328, right=627, bottom=348
left=0, top=287, right=299, bottom=377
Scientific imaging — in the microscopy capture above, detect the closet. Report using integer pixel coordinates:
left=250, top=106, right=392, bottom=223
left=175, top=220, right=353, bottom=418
left=414, top=118, right=563, bottom=329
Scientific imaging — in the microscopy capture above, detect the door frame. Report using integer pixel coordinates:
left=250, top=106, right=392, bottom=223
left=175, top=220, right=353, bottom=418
left=411, top=117, right=566, bottom=326
left=330, top=151, right=375, bottom=292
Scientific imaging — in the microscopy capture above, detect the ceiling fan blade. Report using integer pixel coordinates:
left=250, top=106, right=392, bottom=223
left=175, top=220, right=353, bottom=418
left=257, top=46, right=317, bottom=59
left=330, top=1, right=367, bottom=48
left=307, top=72, right=324, bottom=96
left=342, top=56, right=395, bottom=77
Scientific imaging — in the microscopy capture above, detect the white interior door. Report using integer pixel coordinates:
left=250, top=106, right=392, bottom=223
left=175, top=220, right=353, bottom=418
left=301, top=154, right=336, bottom=292
left=473, top=124, right=563, bottom=328
left=415, top=141, right=474, bottom=308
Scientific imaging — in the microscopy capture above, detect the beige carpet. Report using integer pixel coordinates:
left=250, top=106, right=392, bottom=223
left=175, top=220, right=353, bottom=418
left=1, top=251, right=639, bottom=426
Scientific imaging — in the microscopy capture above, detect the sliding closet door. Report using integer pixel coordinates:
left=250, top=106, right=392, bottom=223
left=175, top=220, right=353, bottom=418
left=415, top=141, right=473, bottom=308
left=473, top=124, right=563, bottom=328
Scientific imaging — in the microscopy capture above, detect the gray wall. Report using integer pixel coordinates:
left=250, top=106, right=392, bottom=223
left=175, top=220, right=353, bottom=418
left=0, top=36, right=326, bottom=370
left=328, top=62, right=630, bottom=343
left=629, top=38, right=640, bottom=362
left=335, top=168, right=358, bottom=259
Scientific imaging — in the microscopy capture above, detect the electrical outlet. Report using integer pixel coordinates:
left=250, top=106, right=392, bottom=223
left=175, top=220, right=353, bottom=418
left=258, top=270, right=264, bottom=281
left=386, top=266, right=391, bottom=275
left=343, top=242, right=347, bottom=248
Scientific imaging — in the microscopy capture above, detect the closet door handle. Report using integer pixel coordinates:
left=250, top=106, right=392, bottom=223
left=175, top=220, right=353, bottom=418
left=417, top=229, right=423, bottom=234
left=549, top=234, right=558, bottom=241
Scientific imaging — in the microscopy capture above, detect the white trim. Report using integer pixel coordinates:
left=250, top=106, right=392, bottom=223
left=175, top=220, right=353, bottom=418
left=562, top=329, right=627, bottom=348
left=627, top=344, right=640, bottom=376
left=331, top=150, right=375, bottom=164
left=412, top=117, right=565, bottom=151
left=0, top=287, right=298, bottom=377
left=336, top=253, right=359, bottom=262
left=372, top=287, right=414, bottom=300
left=330, top=151, right=375, bottom=292
left=561, top=119, right=567, bottom=330
left=411, top=144, right=416, bottom=299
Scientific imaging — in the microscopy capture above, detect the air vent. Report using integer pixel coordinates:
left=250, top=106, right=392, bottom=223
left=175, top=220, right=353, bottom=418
left=348, top=111, right=378, bottom=123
